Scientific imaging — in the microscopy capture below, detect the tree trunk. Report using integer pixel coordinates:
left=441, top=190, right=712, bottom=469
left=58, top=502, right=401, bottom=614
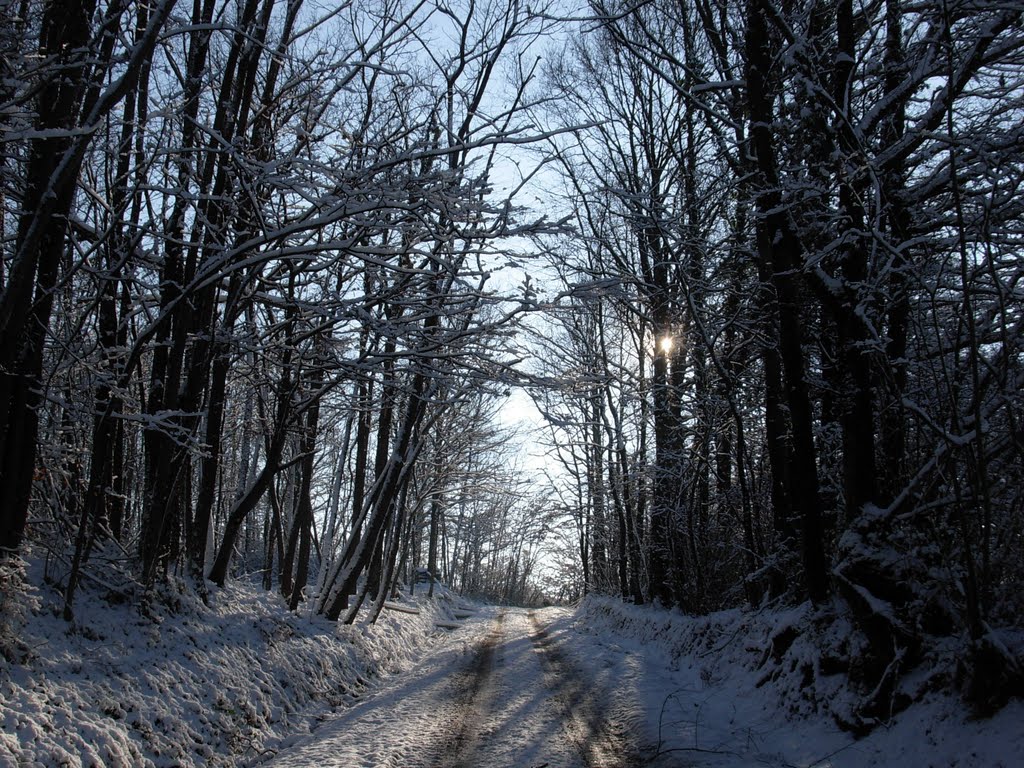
left=745, top=0, right=828, bottom=604
left=427, top=494, right=441, bottom=598
left=288, top=381, right=322, bottom=611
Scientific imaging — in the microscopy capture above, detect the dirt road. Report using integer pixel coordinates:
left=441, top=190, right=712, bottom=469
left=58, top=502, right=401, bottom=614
left=261, top=607, right=645, bottom=768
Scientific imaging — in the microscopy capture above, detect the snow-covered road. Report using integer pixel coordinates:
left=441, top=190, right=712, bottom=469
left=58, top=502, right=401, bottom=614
left=260, top=606, right=644, bottom=768
left=253, top=597, right=1024, bottom=768
left=8, top=576, right=1020, bottom=768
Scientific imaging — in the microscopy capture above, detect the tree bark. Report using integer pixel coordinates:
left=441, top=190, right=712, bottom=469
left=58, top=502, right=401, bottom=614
left=745, top=0, right=828, bottom=604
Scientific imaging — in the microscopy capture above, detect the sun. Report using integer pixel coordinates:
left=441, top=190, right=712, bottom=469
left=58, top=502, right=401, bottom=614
left=658, top=335, right=674, bottom=354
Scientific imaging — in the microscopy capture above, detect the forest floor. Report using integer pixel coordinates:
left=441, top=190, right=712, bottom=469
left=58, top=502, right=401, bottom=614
left=2, top=562, right=1022, bottom=767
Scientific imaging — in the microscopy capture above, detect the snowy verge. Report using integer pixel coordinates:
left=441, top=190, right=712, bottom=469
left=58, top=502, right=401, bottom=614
left=0, top=557, right=462, bottom=768
left=551, top=595, right=1024, bottom=767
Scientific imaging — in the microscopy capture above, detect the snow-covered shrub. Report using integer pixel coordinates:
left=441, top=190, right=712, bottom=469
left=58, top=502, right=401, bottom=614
left=0, top=555, right=38, bottom=664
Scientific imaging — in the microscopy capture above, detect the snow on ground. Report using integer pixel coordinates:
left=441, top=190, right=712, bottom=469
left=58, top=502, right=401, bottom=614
left=552, top=596, right=1024, bottom=767
left=263, top=606, right=637, bottom=768
left=3, top=565, right=1022, bottom=768
left=0, top=556, right=461, bottom=768
left=255, top=605, right=504, bottom=768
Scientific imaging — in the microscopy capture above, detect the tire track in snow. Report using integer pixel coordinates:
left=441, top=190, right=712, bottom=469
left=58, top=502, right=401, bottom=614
left=257, top=608, right=505, bottom=768
left=433, top=609, right=505, bottom=768
left=527, top=611, right=646, bottom=768
left=262, top=608, right=650, bottom=768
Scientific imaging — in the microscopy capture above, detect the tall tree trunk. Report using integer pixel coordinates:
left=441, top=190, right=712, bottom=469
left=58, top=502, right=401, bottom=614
left=745, top=0, right=828, bottom=604
left=1, top=0, right=105, bottom=556
left=588, top=389, right=607, bottom=591
left=319, top=370, right=433, bottom=622
left=288, top=375, right=322, bottom=611
left=878, top=0, right=909, bottom=504
left=833, top=0, right=878, bottom=521
left=208, top=339, right=296, bottom=587
left=427, top=494, right=442, bottom=598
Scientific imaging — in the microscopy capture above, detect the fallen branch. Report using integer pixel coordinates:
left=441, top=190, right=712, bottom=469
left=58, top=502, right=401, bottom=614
left=382, top=601, right=420, bottom=615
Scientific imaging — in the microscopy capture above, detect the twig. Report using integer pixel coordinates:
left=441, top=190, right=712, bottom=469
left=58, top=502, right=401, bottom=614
left=698, top=622, right=747, bottom=658
left=804, top=738, right=864, bottom=767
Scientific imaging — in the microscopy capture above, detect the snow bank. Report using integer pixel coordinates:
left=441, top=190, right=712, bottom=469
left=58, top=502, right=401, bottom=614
left=0, top=559, right=459, bottom=768
left=563, top=595, right=1024, bottom=767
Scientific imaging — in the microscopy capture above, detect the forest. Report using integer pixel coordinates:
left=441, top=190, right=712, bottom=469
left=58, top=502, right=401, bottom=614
left=1, top=0, right=1022, bottom=738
